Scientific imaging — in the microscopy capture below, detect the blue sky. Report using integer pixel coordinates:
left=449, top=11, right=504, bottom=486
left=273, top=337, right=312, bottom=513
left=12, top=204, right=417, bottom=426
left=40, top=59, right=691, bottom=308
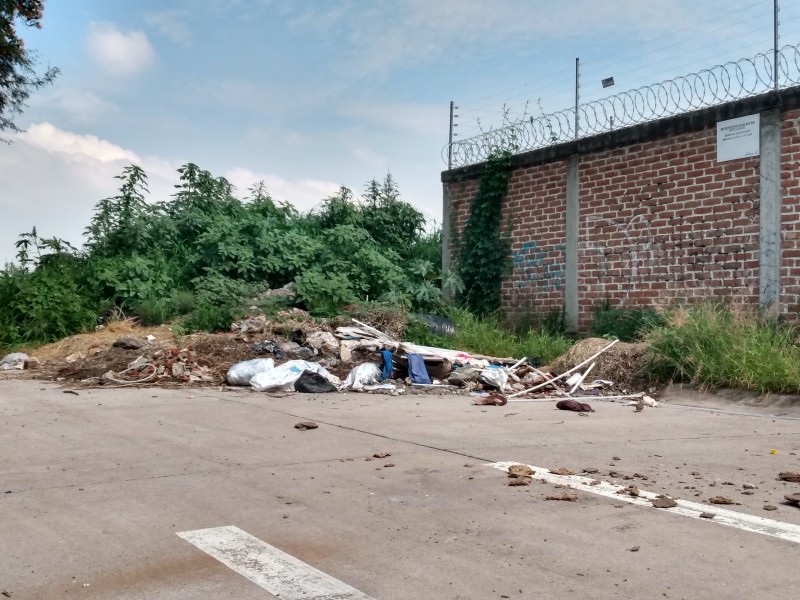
left=2, top=0, right=800, bottom=261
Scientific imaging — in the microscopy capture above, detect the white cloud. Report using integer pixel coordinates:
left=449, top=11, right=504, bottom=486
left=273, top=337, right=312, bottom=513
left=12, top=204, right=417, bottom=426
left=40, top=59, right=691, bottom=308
left=22, top=122, right=140, bottom=164
left=145, top=10, right=193, bottom=47
left=86, top=22, right=156, bottom=76
left=0, top=124, right=179, bottom=262
left=224, top=167, right=341, bottom=212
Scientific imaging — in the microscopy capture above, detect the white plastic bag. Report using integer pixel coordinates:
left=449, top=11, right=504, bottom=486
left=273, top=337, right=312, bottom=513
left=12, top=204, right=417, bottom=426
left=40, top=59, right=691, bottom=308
left=479, top=367, right=508, bottom=391
left=341, top=363, right=382, bottom=391
left=250, top=360, right=339, bottom=392
left=0, top=352, right=28, bottom=370
left=227, top=358, right=274, bottom=386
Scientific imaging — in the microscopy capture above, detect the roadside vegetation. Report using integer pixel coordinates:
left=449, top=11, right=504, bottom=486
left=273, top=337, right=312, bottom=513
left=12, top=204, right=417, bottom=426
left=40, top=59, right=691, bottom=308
left=2, top=163, right=799, bottom=395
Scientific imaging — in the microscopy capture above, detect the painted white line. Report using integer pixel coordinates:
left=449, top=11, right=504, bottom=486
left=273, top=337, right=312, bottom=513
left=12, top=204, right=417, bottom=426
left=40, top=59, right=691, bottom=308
left=177, top=526, right=375, bottom=599
left=488, top=461, right=800, bottom=545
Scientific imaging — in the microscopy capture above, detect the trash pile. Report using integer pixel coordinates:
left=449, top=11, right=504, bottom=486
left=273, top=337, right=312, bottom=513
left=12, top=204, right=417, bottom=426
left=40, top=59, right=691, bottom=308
left=4, top=310, right=658, bottom=408
left=223, top=321, right=657, bottom=409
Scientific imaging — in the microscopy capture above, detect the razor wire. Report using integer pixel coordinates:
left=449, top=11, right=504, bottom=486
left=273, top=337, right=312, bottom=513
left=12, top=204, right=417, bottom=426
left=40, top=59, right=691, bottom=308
left=446, top=44, right=800, bottom=168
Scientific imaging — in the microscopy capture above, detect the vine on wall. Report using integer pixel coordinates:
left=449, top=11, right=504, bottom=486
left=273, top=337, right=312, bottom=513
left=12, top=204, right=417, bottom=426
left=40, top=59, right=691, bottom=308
left=457, top=150, right=513, bottom=315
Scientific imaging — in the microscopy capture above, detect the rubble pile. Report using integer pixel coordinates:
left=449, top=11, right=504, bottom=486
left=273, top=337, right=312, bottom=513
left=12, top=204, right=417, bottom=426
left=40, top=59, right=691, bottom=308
left=2, top=308, right=658, bottom=409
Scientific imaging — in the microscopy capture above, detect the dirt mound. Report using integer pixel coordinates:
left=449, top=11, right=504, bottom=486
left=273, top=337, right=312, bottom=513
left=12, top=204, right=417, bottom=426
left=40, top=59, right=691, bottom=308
left=25, top=320, right=176, bottom=364
left=550, top=337, right=653, bottom=391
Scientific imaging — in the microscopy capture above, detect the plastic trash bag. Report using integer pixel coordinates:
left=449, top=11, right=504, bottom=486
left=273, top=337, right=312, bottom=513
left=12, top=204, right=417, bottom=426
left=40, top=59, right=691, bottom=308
left=0, top=352, right=29, bottom=370
left=226, top=358, right=275, bottom=386
left=250, top=360, right=338, bottom=392
left=479, top=367, right=508, bottom=391
left=341, top=363, right=382, bottom=390
left=295, top=370, right=337, bottom=393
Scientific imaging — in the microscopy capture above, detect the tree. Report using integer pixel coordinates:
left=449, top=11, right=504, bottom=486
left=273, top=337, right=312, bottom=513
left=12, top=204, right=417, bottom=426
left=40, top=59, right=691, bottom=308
left=1, top=1, right=58, bottom=136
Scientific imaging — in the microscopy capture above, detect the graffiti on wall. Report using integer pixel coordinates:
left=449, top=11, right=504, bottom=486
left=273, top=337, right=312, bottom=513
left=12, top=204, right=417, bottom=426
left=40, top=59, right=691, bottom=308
left=512, top=241, right=566, bottom=289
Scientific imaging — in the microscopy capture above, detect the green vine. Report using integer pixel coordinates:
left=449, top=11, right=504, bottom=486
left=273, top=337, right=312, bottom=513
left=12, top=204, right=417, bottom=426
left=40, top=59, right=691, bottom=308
left=457, top=150, right=513, bottom=316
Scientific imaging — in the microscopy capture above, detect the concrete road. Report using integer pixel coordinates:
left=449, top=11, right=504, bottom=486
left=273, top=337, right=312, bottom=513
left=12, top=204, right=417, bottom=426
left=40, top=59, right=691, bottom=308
left=1, top=379, right=800, bottom=599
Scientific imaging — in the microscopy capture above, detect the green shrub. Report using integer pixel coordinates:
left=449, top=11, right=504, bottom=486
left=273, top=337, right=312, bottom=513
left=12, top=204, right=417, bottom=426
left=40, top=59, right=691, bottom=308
left=171, top=291, right=196, bottom=315
left=406, top=307, right=573, bottom=364
left=133, top=298, right=176, bottom=326
left=590, top=302, right=665, bottom=342
left=180, top=301, right=236, bottom=333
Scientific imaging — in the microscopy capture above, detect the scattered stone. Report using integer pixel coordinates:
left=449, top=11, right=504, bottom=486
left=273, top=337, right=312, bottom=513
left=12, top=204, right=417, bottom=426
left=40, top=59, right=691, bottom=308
left=127, top=355, right=150, bottom=370
left=699, top=512, right=715, bottom=519
left=65, top=352, right=85, bottom=363
left=619, top=485, right=640, bottom=497
left=763, top=505, right=778, bottom=512
left=708, top=496, right=738, bottom=505
left=294, top=421, right=319, bottom=431
left=651, top=495, right=678, bottom=509
left=628, top=546, right=640, bottom=552
left=509, top=477, right=532, bottom=487
left=743, top=483, right=757, bottom=490
left=508, top=464, right=535, bottom=478
left=171, top=362, right=187, bottom=378
left=365, top=457, right=373, bottom=461
left=373, top=452, right=391, bottom=459
left=582, top=467, right=599, bottom=474
left=590, top=480, right=601, bottom=486
left=742, top=491, right=754, bottom=496
left=778, top=472, right=800, bottom=483
left=112, top=336, right=145, bottom=350
left=612, top=457, right=622, bottom=461
left=62, top=390, right=79, bottom=396
left=546, top=493, right=578, bottom=502
left=784, top=493, right=800, bottom=505
left=463, top=463, right=475, bottom=468
left=550, top=468, right=576, bottom=476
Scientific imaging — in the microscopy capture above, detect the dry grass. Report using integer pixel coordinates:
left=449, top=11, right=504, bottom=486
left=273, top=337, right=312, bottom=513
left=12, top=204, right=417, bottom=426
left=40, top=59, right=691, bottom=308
left=550, top=337, right=653, bottom=391
left=23, top=320, right=177, bottom=363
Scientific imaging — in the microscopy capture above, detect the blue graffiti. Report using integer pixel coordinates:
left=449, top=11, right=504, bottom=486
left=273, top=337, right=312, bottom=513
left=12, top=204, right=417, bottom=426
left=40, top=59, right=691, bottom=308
left=512, top=241, right=566, bottom=289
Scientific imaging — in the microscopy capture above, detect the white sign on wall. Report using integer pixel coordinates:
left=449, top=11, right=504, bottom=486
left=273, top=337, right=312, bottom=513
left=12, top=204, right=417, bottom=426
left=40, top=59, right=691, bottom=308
left=717, top=114, right=760, bottom=162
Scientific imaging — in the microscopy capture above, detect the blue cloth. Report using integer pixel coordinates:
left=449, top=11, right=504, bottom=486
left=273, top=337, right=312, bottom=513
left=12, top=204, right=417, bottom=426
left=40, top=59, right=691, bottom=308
left=407, top=353, right=431, bottom=385
left=380, top=350, right=393, bottom=381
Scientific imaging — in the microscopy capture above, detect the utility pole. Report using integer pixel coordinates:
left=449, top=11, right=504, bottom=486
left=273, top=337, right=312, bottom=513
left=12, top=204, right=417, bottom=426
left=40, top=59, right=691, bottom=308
left=574, top=58, right=580, bottom=140
left=774, top=0, right=780, bottom=91
left=448, top=100, right=455, bottom=170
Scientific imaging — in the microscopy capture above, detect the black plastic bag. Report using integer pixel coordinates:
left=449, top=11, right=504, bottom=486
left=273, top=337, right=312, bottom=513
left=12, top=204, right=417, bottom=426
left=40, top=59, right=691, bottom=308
left=294, top=370, right=337, bottom=393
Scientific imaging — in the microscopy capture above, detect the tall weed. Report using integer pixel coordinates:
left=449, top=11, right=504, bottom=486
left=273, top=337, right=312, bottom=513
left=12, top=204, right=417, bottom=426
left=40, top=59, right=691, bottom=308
left=407, top=307, right=572, bottom=364
left=646, top=303, right=800, bottom=393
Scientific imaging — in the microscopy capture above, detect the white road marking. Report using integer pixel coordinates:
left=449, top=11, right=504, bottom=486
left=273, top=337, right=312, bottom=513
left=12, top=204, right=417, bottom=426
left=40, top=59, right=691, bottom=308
left=488, top=461, right=800, bottom=545
left=177, top=526, right=375, bottom=599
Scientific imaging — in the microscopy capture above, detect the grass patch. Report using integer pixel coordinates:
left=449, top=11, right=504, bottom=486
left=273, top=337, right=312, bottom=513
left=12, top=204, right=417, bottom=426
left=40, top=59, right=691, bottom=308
left=406, top=307, right=573, bottom=364
left=646, top=303, right=800, bottom=394
left=589, top=301, right=665, bottom=342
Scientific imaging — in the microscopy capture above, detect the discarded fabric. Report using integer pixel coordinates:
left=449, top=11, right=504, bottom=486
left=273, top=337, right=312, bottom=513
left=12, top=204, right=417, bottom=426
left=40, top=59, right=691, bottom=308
left=380, top=350, right=393, bottom=381
left=227, top=358, right=275, bottom=386
left=406, top=353, right=431, bottom=385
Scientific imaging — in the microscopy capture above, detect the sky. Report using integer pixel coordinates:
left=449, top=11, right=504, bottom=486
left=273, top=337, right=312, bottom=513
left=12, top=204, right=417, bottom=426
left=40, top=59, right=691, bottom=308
left=2, top=0, right=800, bottom=262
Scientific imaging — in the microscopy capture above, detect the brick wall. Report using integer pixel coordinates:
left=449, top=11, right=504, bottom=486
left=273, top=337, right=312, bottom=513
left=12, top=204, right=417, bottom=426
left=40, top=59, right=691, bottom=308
left=577, top=127, right=761, bottom=330
left=781, top=108, right=800, bottom=315
left=444, top=90, right=800, bottom=330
